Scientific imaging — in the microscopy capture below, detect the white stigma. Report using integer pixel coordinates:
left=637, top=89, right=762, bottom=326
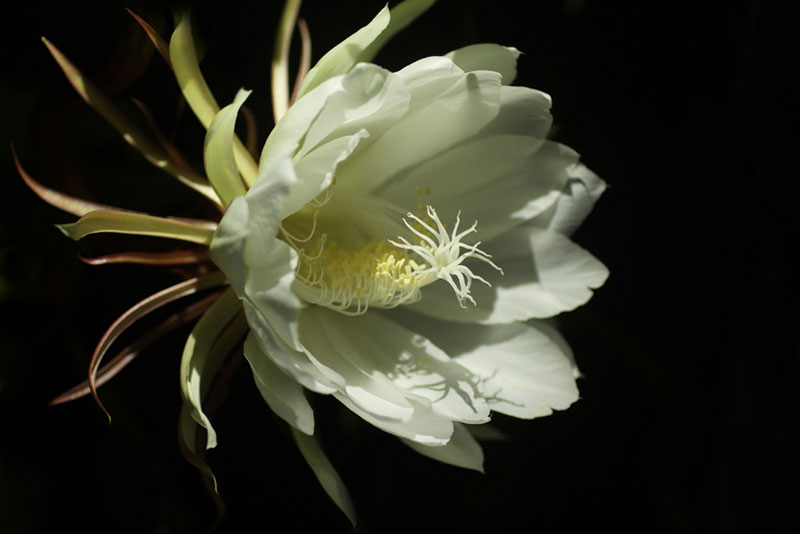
left=291, top=205, right=502, bottom=314
left=389, top=206, right=503, bottom=307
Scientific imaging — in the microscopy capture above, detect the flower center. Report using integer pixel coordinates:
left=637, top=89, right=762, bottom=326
left=287, top=206, right=502, bottom=315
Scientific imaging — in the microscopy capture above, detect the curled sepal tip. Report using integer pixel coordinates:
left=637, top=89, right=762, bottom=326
left=86, top=271, right=228, bottom=420
left=12, top=145, right=114, bottom=217
left=125, top=8, right=172, bottom=67
left=49, top=292, right=219, bottom=406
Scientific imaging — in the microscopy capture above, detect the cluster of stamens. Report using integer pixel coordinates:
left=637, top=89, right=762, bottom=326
left=287, top=205, right=502, bottom=315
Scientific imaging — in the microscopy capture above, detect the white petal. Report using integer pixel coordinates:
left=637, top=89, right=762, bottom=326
left=339, top=68, right=503, bottom=193
left=243, top=157, right=296, bottom=265
left=300, top=307, right=416, bottom=422
left=241, top=299, right=338, bottom=395
left=298, top=64, right=410, bottom=158
left=336, top=394, right=454, bottom=445
left=388, top=313, right=579, bottom=418
left=448, top=141, right=581, bottom=240
left=378, top=137, right=576, bottom=241
left=243, top=333, right=314, bottom=435
left=239, top=235, right=303, bottom=348
left=479, top=85, right=553, bottom=139
left=378, top=134, right=542, bottom=207
left=455, top=323, right=580, bottom=418
left=534, top=163, right=607, bottom=236
left=297, top=5, right=390, bottom=98
left=208, top=195, right=248, bottom=294
left=283, top=130, right=369, bottom=216
left=401, top=422, right=485, bottom=472
left=408, top=226, right=608, bottom=323
left=305, top=307, right=490, bottom=424
left=445, top=44, right=520, bottom=84
left=534, top=319, right=582, bottom=379
left=395, top=56, right=465, bottom=101
left=292, top=429, right=357, bottom=526
left=259, top=78, right=335, bottom=172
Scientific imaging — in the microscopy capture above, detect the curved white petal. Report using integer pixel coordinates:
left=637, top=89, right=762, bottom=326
left=259, top=76, right=338, bottom=171
left=340, top=67, right=503, bottom=193
left=479, top=85, right=553, bottom=139
left=445, top=44, right=520, bottom=85
left=378, top=137, right=577, bottom=241
left=241, top=299, right=338, bottom=395
left=284, top=129, right=369, bottom=216
left=408, top=226, right=608, bottom=323
left=401, top=422, right=485, bottom=472
left=207, top=195, right=248, bottom=294
left=454, top=323, right=580, bottom=418
left=336, top=393, right=454, bottom=445
left=243, top=333, right=314, bottom=435
left=387, top=312, right=579, bottom=418
left=303, top=306, right=490, bottom=424
left=533, top=319, right=582, bottom=379
left=396, top=56, right=464, bottom=100
left=298, top=64, right=410, bottom=158
left=237, top=154, right=297, bottom=267
left=300, top=307, right=416, bottom=421
left=534, top=163, right=607, bottom=236
left=377, top=134, right=541, bottom=205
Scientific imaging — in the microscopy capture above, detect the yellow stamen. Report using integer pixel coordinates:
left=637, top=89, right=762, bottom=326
left=289, top=205, right=502, bottom=315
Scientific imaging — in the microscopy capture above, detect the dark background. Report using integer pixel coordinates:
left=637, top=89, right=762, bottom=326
left=1, top=1, right=797, bottom=532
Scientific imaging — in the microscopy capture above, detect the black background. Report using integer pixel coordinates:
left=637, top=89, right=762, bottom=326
left=1, top=1, right=798, bottom=532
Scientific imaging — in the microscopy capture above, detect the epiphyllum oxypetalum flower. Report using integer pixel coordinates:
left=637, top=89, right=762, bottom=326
left=19, top=0, right=607, bottom=525
left=211, top=0, right=607, bottom=496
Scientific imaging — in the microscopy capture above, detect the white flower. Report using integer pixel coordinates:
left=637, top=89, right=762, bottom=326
left=209, top=3, right=608, bottom=479
left=26, top=0, right=608, bottom=525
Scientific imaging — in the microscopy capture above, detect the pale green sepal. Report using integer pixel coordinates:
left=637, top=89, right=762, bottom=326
left=170, top=13, right=259, bottom=187
left=296, top=5, right=390, bottom=98
left=178, top=307, right=248, bottom=493
left=204, top=89, right=250, bottom=206
left=291, top=428, right=357, bottom=526
left=360, top=0, right=437, bottom=63
left=169, top=12, right=220, bottom=129
left=271, top=0, right=302, bottom=121
left=57, top=210, right=216, bottom=244
left=41, top=37, right=222, bottom=207
left=178, top=405, right=219, bottom=490
left=445, top=44, right=521, bottom=84
left=401, top=422, right=485, bottom=473
left=179, top=288, right=243, bottom=450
